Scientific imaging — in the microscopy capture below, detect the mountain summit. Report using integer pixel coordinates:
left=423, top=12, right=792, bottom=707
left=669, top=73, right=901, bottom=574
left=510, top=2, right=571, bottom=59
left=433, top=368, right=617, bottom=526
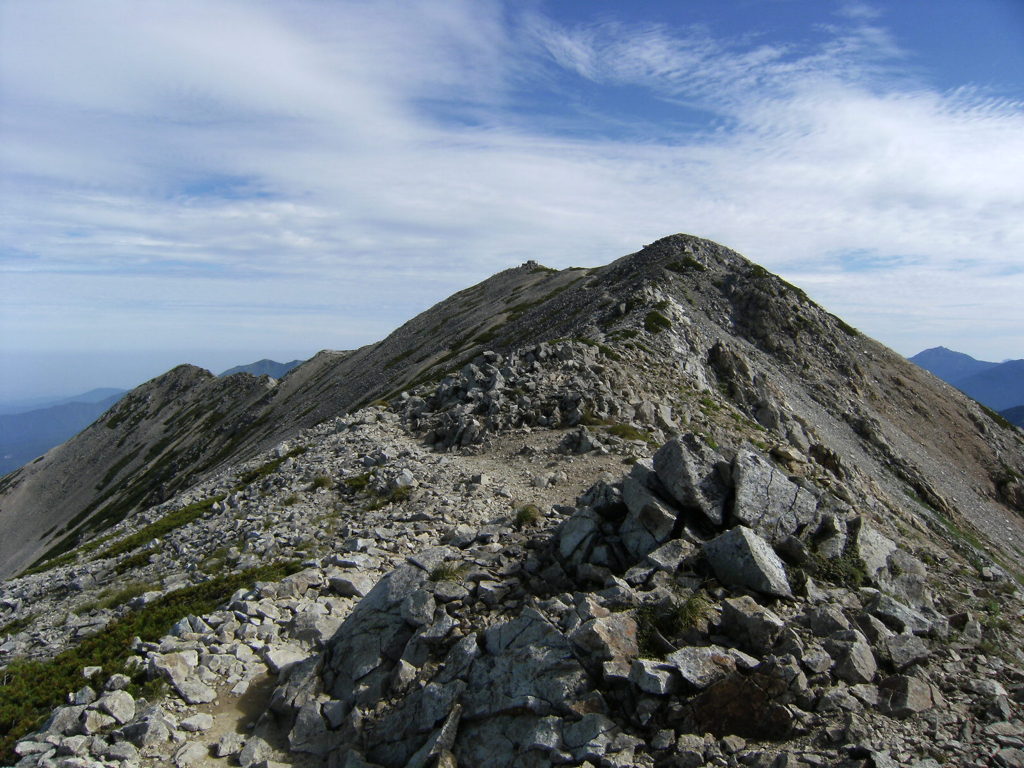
left=1, top=234, right=1023, bottom=767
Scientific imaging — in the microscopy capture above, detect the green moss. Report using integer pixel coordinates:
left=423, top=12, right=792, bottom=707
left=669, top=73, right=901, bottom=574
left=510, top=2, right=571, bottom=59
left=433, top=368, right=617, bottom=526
left=0, top=613, right=36, bottom=637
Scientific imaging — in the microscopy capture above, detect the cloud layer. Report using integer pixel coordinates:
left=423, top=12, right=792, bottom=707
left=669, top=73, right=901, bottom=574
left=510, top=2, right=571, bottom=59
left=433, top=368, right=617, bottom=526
left=1, top=0, right=1022, bottom=397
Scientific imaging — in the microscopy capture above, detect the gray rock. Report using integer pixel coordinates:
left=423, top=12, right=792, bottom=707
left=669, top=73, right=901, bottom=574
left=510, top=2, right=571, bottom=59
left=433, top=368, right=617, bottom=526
left=96, top=690, right=134, bottom=725
left=173, top=677, right=217, bottom=705
left=238, top=735, right=274, bottom=768
left=179, top=713, right=214, bottom=732
left=329, top=572, right=377, bottom=598
left=865, top=593, right=932, bottom=635
left=100, top=741, right=140, bottom=762
left=173, top=741, right=209, bottom=768
left=79, top=709, right=115, bottom=734
left=620, top=462, right=679, bottom=560
left=653, top=434, right=729, bottom=526
left=261, top=643, right=307, bottom=674
left=215, top=731, right=246, bottom=757
left=826, top=631, right=877, bottom=684
left=730, top=449, right=818, bottom=542
left=879, top=633, right=930, bottom=670
left=558, top=507, right=601, bottom=564
left=463, top=608, right=589, bottom=717
left=120, top=714, right=171, bottom=747
left=629, top=659, right=678, bottom=695
left=880, top=675, right=939, bottom=718
left=666, top=645, right=737, bottom=689
left=719, top=596, right=785, bottom=654
left=323, top=565, right=429, bottom=709
left=703, top=526, right=792, bottom=598
left=570, top=614, right=639, bottom=663
left=43, top=705, right=87, bottom=736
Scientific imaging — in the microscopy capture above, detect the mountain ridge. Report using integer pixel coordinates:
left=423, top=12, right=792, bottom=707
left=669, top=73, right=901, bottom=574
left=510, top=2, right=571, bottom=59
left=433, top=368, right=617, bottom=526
left=3, top=234, right=1023, bottom=580
left=2, top=233, right=1023, bottom=767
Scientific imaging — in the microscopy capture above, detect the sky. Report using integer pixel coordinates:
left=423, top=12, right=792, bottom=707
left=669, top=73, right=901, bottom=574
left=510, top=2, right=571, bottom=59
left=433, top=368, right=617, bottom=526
left=1, top=0, right=1023, bottom=401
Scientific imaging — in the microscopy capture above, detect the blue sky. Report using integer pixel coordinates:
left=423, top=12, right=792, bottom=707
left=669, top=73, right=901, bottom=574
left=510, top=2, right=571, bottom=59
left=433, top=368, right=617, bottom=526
left=1, top=0, right=1022, bottom=400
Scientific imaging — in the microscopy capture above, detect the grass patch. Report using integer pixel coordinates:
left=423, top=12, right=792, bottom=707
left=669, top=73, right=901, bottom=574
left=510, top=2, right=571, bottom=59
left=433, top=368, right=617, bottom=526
left=513, top=504, right=542, bottom=529
left=96, top=495, right=225, bottom=561
left=0, top=560, right=302, bottom=763
left=808, top=547, right=867, bottom=589
left=644, top=310, right=672, bottom=334
left=0, top=614, right=36, bottom=638
left=665, top=256, right=706, bottom=274
left=365, top=485, right=412, bottom=511
left=429, top=562, right=468, bottom=582
left=113, top=549, right=156, bottom=575
left=80, top=582, right=156, bottom=613
left=635, top=591, right=712, bottom=658
left=608, top=423, right=653, bottom=443
left=343, top=472, right=373, bottom=491
left=310, top=475, right=335, bottom=491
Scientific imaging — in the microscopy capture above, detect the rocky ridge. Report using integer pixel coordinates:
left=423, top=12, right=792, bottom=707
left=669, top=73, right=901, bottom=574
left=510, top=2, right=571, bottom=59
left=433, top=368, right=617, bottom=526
left=1, top=235, right=1024, bottom=767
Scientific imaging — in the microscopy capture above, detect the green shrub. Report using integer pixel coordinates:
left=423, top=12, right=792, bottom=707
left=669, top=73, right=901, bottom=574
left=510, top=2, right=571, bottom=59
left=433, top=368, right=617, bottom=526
left=97, top=495, right=225, bottom=561
left=310, top=475, right=334, bottom=491
left=0, top=560, right=301, bottom=763
left=513, top=504, right=542, bottom=529
left=644, top=311, right=672, bottom=334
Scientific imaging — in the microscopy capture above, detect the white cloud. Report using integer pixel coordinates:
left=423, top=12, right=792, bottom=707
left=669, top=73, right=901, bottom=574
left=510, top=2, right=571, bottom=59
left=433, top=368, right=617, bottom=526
left=1, top=0, right=1022, bottom=399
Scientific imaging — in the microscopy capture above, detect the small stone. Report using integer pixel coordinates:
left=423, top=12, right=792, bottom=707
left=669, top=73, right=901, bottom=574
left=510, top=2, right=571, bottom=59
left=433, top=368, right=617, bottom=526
left=215, top=732, right=246, bottom=757
left=174, top=741, right=209, bottom=768
left=629, top=659, right=678, bottom=695
left=180, top=713, right=214, bottom=732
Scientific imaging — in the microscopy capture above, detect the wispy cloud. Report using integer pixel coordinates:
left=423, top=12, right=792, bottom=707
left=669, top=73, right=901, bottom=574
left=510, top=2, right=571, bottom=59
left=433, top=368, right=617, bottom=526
left=0, top=0, right=1022, bottom=399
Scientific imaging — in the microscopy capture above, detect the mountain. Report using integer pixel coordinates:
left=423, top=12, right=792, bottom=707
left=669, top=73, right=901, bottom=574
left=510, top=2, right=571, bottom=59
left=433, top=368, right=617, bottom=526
left=953, top=359, right=1024, bottom=412
left=908, top=346, right=998, bottom=383
left=219, top=358, right=304, bottom=379
left=0, top=388, right=126, bottom=417
left=1, top=234, right=1023, bottom=767
left=909, top=347, right=1024, bottom=412
left=0, top=392, right=125, bottom=475
left=1003, top=405, right=1024, bottom=428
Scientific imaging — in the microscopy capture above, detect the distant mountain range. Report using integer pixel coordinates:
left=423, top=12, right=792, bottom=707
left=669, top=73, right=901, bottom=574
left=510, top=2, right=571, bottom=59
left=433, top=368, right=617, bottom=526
left=0, top=359, right=304, bottom=477
left=909, top=346, right=1024, bottom=420
left=219, top=358, right=303, bottom=379
left=0, top=391, right=125, bottom=475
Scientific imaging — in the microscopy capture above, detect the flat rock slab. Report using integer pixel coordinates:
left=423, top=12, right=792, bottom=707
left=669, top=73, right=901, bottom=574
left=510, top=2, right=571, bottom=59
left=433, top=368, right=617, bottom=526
left=731, top=449, right=818, bottom=543
left=653, top=434, right=729, bottom=526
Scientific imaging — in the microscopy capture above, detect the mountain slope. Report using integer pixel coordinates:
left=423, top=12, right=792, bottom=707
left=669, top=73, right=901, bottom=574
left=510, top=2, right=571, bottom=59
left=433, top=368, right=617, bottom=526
left=0, top=393, right=123, bottom=475
left=2, top=235, right=1023, bottom=581
left=219, top=358, right=304, bottom=379
left=953, top=358, right=1024, bottom=411
left=908, top=346, right=998, bottom=382
left=2, top=234, right=1024, bottom=768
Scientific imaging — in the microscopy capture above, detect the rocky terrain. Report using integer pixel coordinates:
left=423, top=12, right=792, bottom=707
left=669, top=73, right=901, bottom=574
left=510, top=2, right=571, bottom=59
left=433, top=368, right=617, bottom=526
left=1, top=234, right=1023, bottom=767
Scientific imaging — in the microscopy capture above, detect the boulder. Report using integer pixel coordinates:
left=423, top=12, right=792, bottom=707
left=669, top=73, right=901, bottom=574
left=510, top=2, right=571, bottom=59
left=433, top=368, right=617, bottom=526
left=719, top=596, right=785, bottom=655
left=703, top=526, right=792, bottom=598
left=653, top=435, right=729, bottom=526
left=730, top=449, right=818, bottom=542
